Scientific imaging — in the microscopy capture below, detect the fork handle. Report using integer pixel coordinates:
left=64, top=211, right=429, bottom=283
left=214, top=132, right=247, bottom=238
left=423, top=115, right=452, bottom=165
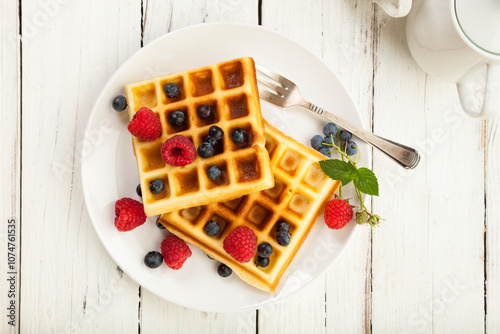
left=307, top=103, right=420, bottom=169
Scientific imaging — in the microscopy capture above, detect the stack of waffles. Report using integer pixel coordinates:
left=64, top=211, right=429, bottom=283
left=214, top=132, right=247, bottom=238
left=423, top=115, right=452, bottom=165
left=126, top=57, right=340, bottom=292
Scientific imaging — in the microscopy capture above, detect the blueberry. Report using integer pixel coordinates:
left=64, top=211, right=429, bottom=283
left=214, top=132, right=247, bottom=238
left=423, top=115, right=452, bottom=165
left=136, top=184, right=142, bottom=197
left=231, top=127, right=248, bottom=144
left=345, top=141, right=358, bottom=156
left=156, top=216, right=166, bottom=229
left=112, top=95, right=127, bottom=111
left=255, top=256, right=270, bottom=267
left=207, top=165, right=222, bottom=180
left=340, top=130, right=352, bottom=141
left=318, top=147, right=331, bottom=158
left=275, top=220, right=290, bottom=233
left=257, top=242, right=273, bottom=258
left=149, top=179, right=164, bottom=194
left=197, top=105, right=212, bottom=119
left=144, top=251, right=163, bottom=269
left=217, top=263, right=232, bottom=277
left=310, top=135, right=324, bottom=150
left=197, top=142, right=215, bottom=158
left=164, top=83, right=180, bottom=98
left=204, top=220, right=221, bottom=236
left=323, top=135, right=334, bottom=146
left=276, top=231, right=291, bottom=246
left=205, top=135, right=218, bottom=147
left=168, top=110, right=186, bottom=127
left=322, top=122, right=338, bottom=136
left=209, top=125, right=224, bottom=141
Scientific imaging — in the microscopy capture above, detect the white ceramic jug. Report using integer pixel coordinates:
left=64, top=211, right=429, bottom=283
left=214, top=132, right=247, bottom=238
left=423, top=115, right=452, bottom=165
left=374, top=0, right=413, bottom=18
left=406, top=0, right=500, bottom=118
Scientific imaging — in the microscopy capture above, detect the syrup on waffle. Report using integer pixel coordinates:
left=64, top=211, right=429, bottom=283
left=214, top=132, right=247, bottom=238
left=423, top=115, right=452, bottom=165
left=126, top=58, right=273, bottom=216
left=158, top=122, right=340, bottom=292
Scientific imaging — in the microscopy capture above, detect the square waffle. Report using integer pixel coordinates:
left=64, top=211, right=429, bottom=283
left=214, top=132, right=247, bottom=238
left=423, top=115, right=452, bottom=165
left=126, top=57, right=274, bottom=216
left=158, top=122, right=341, bottom=292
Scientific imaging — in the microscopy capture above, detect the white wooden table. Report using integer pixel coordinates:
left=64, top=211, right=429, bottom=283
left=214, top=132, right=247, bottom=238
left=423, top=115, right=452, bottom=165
left=1, top=0, right=498, bottom=332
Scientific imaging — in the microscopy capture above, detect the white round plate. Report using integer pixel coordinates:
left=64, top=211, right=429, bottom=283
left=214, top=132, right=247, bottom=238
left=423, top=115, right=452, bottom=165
left=82, top=23, right=368, bottom=312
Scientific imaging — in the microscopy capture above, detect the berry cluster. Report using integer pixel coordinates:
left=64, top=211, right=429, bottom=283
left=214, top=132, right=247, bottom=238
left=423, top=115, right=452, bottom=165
left=310, top=122, right=358, bottom=157
left=198, top=125, right=224, bottom=158
left=255, top=242, right=273, bottom=267
left=275, top=220, right=291, bottom=246
left=143, top=235, right=192, bottom=270
left=114, top=190, right=193, bottom=271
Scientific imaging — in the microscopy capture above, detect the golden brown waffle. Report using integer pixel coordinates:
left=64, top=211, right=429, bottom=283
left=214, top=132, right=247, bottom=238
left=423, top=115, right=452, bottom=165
left=159, top=122, right=340, bottom=292
left=125, top=58, right=273, bottom=216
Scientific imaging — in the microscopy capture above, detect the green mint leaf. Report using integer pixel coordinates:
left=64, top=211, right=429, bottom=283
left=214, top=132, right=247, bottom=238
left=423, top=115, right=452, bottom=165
left=319, top=159, right=357, bottom=186
left=353, top=167, right=379, bottom=196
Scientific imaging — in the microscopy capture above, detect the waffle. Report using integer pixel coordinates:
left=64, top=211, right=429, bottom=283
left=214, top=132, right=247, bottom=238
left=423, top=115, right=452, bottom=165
left=158, top=122, right=340, bottom=292
left=125, top=57, right=273, bottom=216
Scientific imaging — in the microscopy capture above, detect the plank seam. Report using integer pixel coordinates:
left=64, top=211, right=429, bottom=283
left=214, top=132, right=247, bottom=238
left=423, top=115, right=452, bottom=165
left=138, top=2, right=146, bottom=333
left=484, top=121, right=488, bottom=334
left=138, top=287, right=142, bottom=334
left=368, top=3, right=376, bottom=332
left=255, top=309, right=259, bottom=334
left=140, top=0, right=145, bottom=47
left=258, top=0, right=262, bottom=25
left=17, top=0, right=23, bottom=332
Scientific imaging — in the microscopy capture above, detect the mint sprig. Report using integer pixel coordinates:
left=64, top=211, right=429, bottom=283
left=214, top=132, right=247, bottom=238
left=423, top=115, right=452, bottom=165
left=319, top=133, right=383, bottom=227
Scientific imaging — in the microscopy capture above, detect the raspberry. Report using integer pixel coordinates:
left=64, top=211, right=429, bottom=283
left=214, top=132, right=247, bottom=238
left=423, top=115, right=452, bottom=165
left=161, top=135, right=196, bottom=166
left=127, top=107, right=162, bottom=141
left=161, top=236, right=192, bottom=270
left=324, top=198, right=353, bottom=229
left=223, top=226, right=257, bottom=263
left=114, top=197, right=147, bottom=232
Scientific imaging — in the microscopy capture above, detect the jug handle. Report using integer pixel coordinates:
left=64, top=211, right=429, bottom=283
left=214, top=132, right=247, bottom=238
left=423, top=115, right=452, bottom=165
left=457, top=62, right=500, bottom=119
left=373, top=0, right=412, bottom=18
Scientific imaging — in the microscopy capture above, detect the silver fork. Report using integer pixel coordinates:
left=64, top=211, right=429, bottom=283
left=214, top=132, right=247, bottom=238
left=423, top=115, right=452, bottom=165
left=256, top=65, right=421, bottom=169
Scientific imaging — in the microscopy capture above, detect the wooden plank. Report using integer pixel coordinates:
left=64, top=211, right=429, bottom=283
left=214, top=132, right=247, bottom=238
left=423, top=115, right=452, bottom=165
left=370, top=9, right=431, bottom=333
left=486, top=119, right=499, bottom=333
left=258, top=279, right=327, bottom=334
left=142, top=0, right=258, bottom=46
left=424, top=81, right=484, bottom=333
left=139, top=1, right=258, bottom=333
left=371, top=8, right=485, bottom=333
left=20, top=1, right=142, bottom=332
left=321, top=0, right=375, bottom=332
left=0, top=1, right=20, bottom=332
